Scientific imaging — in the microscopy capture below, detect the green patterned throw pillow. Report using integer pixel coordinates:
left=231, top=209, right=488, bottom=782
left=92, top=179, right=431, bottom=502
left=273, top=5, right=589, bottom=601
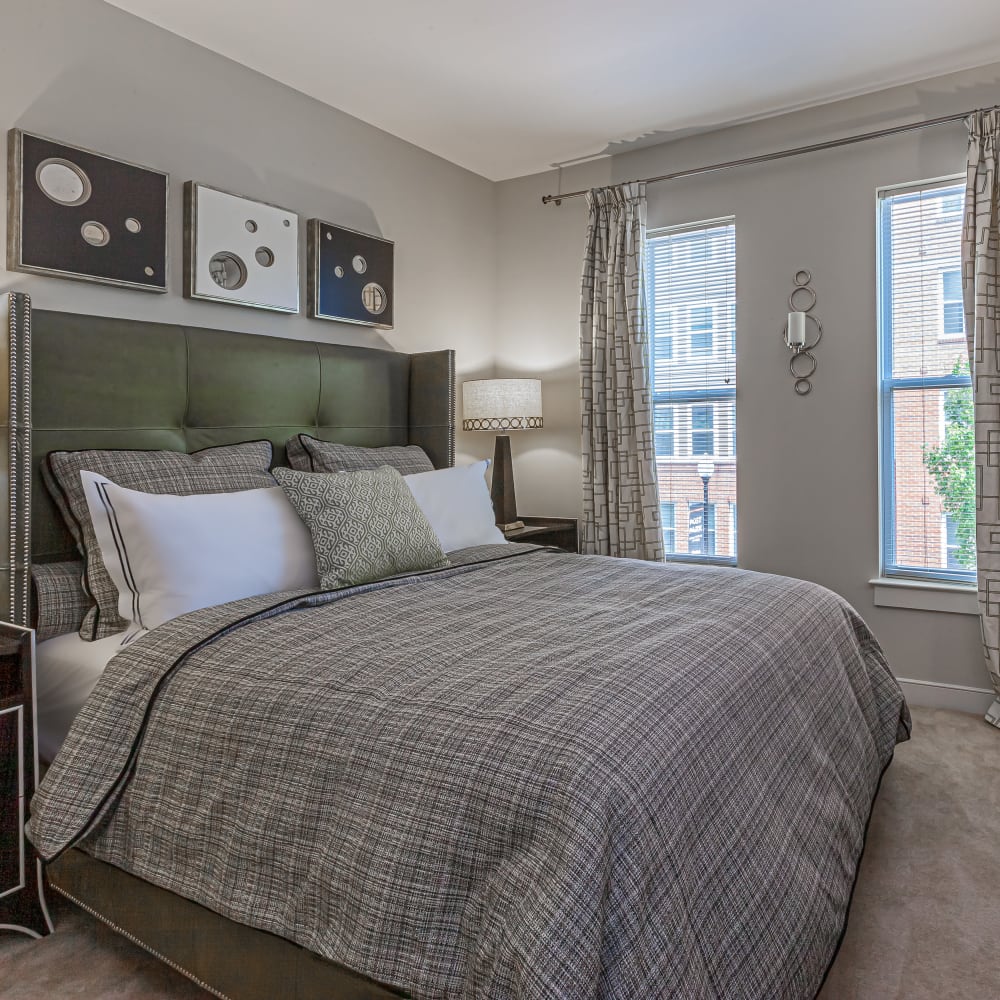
left=273, top=465, right=449, bottom=588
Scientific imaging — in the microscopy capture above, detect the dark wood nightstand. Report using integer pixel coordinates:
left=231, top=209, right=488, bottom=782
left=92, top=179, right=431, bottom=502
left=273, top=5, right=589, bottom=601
left=504, top=516, right=579, bottom=553
left=0, top=623, right=52, bottom=938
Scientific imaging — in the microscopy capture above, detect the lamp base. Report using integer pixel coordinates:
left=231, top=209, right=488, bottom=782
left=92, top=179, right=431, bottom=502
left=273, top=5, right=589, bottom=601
left=491, top=434, right=518, bottom=527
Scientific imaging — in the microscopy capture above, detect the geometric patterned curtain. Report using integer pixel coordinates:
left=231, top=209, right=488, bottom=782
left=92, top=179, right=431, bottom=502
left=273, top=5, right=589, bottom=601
left=962, top=109, right=1000, bottom=729
left=579, top=182, right=664, bottom=560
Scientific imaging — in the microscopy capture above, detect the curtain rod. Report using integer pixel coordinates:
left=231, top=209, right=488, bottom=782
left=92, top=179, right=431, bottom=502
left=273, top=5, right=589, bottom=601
left=541, top=105, right=998, bottom=205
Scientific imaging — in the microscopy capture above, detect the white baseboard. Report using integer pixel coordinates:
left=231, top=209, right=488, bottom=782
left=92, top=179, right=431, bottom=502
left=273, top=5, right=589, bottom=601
left=896, top=676, right=996, bottom=715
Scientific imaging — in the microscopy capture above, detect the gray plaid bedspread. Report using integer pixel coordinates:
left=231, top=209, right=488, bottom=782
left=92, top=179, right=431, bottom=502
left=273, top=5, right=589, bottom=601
left=28, top=545, right=909, bottom=999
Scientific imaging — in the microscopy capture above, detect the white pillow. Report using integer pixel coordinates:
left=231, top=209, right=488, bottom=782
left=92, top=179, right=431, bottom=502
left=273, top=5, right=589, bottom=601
left=404, top=461, right=506, bottom=552
left=80, top=471, right=319, bottom=641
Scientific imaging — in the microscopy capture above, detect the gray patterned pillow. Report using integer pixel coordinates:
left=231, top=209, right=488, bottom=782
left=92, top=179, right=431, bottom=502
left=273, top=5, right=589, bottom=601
left=273, top=466, right=449, bottom=588
left=285, top=434, right=434, bottom=476
left=43, top=441, right=276, bottom=640
left=32, top=561, right=92, bottom=643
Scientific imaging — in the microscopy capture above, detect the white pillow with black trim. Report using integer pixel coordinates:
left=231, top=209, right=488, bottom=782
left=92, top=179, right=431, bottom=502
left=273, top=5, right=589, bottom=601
left=403, top=460, right=506, bottom=552
left=80, top=471, right=319, bottom=642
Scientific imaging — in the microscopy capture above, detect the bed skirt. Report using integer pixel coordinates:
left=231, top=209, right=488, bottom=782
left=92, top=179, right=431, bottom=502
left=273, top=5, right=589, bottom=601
left=46, top=849, right=408, bottom=1000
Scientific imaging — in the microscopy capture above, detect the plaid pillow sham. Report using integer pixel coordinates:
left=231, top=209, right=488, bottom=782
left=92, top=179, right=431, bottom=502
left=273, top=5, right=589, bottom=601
left=285, top=434, right=434, bottom=476
left=32, top=561, right=91, bottom=643
left=43, top=441, right=276, bottom=639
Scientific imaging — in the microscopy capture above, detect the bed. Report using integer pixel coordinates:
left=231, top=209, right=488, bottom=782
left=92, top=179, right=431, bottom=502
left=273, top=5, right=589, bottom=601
left=19, top=307, right=909, bottom=1000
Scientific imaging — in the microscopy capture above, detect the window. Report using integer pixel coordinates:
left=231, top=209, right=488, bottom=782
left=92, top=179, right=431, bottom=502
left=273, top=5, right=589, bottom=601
left=944, top=514, right=963, bottom=570
left=940, top=192, right=963, bottom=214
left=941, top=269, right=963, bottom=338
left=878, top=179, right=974, bottom=583
left=647, top=217, right=736, bottom=564
left=654, top=331, right=674, bottom=362
left=689, top=305, right=713, bottom=354
left=654, top=405, right=675, bottom=456
left=691, top=405, right=714, bottom=455
left=660, top=501, right=676, bottom=553
left=687, top=502, right=716, bottom=556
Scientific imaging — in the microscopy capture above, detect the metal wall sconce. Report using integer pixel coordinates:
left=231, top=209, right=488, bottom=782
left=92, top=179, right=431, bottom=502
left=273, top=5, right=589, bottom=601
left=782, top=270, right=822, bottom=395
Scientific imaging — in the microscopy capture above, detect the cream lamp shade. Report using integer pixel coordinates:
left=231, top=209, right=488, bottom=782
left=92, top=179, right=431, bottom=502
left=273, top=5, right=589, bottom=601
left=462, top=379, right=543, bottom=432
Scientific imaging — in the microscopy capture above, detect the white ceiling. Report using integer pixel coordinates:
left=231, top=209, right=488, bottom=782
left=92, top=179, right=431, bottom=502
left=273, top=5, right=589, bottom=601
left=105, top=0, right=1000, bottom=181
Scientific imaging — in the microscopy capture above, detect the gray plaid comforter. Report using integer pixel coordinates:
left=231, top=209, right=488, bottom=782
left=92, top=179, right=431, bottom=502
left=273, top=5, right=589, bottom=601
left=28, top=545, right=909, bottom=999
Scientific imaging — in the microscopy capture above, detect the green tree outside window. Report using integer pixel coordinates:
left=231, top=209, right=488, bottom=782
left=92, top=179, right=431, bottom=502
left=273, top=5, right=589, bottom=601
left=923, top=356, right=976, bottom=569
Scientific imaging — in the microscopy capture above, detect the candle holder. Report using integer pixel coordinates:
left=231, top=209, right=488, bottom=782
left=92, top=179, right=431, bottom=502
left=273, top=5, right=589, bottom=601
left=781, top=269, right=822, bottom=395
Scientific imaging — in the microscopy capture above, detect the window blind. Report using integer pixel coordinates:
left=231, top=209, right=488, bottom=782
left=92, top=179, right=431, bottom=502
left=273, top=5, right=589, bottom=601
left=877, top=178, right=974, bottom=582
left=647, top=218, right=736, bottom=562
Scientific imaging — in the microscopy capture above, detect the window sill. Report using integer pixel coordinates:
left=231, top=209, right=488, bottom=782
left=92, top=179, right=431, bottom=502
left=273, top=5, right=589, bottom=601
left=666, top=555, right=737, bottom=568
left=870, top=577, right=978, bottom=615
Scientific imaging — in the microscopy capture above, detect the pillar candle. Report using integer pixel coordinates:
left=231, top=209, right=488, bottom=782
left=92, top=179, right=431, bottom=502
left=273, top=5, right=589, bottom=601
left=787, top=311, right=806, bottom=347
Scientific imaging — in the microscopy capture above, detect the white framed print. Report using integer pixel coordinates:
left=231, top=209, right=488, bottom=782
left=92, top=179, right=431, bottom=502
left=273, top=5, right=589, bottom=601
left=184, top=182, right=299, bottom=313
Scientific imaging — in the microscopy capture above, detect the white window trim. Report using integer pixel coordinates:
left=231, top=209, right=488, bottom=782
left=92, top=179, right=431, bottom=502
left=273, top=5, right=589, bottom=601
left=870, top=576, right=978, bottom=615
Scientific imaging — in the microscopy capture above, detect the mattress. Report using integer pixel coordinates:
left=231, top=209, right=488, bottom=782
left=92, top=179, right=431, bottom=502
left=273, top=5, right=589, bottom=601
left=36, top=631, right=122, bottom=762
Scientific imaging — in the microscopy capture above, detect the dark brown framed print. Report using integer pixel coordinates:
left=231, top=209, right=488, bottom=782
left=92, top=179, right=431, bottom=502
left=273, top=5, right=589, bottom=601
left=7, top=130, right=168, bottom=293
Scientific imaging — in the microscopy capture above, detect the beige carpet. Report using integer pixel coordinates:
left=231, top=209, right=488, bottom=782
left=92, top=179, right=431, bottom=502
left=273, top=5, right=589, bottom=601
left=817, top=706, right=999, bottom=1000
left=1, top=706, right=997, bottom=999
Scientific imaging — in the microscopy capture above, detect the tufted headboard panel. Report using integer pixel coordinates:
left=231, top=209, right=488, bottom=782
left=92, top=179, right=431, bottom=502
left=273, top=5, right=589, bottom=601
left=31, top=309, right=454, bottom=562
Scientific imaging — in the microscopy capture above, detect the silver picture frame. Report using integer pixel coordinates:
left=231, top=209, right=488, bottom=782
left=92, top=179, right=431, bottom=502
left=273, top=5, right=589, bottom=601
left=307, top=219, right=394, bottom=329
left=184, top=182, right=299, bottom=314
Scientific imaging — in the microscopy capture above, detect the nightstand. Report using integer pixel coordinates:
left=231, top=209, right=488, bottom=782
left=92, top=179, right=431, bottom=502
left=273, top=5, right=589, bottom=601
left=504, top=516, right=579, bottom=553
left=0, top=622, right=52, bottom=938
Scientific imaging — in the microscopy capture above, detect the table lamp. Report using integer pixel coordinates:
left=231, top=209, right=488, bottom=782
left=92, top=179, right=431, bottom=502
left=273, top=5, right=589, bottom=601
left=462, top=378, right=542, bottom=530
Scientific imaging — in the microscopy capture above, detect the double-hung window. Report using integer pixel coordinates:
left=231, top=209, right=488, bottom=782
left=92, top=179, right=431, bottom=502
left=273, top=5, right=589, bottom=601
left=647, top=218, right=736, bottom=564
left=877, top=178, right=974, bottom=583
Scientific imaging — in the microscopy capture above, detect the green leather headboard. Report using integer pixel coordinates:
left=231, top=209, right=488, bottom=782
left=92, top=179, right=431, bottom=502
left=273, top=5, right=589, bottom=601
left=31, top=309, right=455, bottom=563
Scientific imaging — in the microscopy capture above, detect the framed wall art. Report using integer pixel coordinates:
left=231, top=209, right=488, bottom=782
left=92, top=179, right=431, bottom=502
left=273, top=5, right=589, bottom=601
left=6, top=129, right=168, bottom=292
left=307, top=220, right=394, bottom=329
left=184, top=182, right=299, bottom=313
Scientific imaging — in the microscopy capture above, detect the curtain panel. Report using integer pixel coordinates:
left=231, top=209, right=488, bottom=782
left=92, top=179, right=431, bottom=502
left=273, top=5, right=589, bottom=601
left=962, top=109, right=1000, bottom=728
left=579, top=182, right=663, bottom=560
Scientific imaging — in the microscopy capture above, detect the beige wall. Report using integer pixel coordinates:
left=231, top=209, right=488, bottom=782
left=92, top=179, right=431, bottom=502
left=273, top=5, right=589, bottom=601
left=495, top=63, right=1000, bottom=692
left=492, top=160, right=610, bottom=514
left=0, top=0, right=497, bottom=464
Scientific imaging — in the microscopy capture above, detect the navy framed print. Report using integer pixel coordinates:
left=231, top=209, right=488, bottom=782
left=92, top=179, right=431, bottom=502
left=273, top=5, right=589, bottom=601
left=308, top=220, right=394, bottom=329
